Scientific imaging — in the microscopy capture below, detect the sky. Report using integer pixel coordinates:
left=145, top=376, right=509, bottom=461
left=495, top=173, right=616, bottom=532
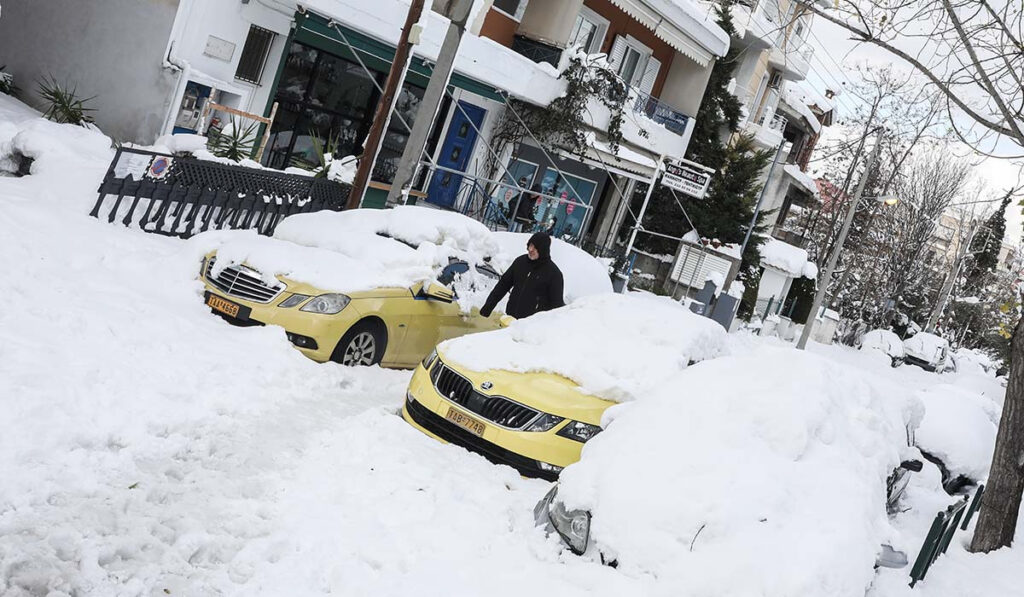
left=800, top=13, right=1024, bottom=245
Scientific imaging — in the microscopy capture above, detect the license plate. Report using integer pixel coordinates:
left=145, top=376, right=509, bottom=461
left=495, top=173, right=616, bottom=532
left=206, top=293, right=241, bottom=318
left=446, top=407, right=486, bottom=437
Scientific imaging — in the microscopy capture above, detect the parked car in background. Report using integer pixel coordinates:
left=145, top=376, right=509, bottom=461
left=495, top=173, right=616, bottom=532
left=859, top=329, right=905, bottom=367
left=902, top=332, right=950, bottom=372
left=403, top=293, right=727, bottom=479
left=196, top=207, right=509, bottom=368
left=533, top=348, right=924, bottom=593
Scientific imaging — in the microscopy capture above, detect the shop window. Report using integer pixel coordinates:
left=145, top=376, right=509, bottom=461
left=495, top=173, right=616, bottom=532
left=235, top=25, right=277, bottom=85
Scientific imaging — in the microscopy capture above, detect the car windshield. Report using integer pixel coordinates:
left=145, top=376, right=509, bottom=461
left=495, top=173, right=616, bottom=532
left=438, top=261, right=470, bottom=286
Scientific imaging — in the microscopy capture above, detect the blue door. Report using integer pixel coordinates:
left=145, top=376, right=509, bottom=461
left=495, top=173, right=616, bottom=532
left=426, top=101, right=486, bottom=209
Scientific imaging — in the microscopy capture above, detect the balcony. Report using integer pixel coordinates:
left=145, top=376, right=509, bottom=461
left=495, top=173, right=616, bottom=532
left=770, top=41, right=813, bottom=81
left=510, top=34, right=562, bottom=68
left=633, top=90, right=691, bottom=136
left=585, top=88, right=696, bottom=160
left=747, top=111, right=787, bottom=148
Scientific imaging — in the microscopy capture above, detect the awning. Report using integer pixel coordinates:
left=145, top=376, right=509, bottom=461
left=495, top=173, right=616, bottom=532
left=607, top=0, right=730, bottom=67
left=574, top=135, right=660, bottom=180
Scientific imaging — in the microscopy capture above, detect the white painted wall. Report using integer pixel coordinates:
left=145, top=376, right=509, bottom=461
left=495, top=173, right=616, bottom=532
left=757, top=266, right=792, bottom=305
left=161, top=0, right=295, bottom=135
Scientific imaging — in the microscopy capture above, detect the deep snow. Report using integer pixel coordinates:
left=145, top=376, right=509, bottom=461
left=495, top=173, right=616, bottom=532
left=1, top=93, right=1021, bottom=597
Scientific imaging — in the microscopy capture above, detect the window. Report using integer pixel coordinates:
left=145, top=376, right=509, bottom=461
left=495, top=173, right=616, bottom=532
left=609, top=36, right=653, bottom=88
left=493, top=0, right=528, bottom=20
left=235, top=25, right=276, bottom=85
left=264, top=41, right=426, bottom=179
left=567, top=6, right=609, bottom=54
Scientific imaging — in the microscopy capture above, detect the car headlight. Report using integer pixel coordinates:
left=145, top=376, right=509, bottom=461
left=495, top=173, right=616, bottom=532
left=524, top=413, right=564, bottom=432
left=549, top=498, right=591, bottom=555
left=300, top=293, right=350, bottom=314
left=556, top=420, right=602, bottom=443
left=279, top=293, right=310, bottom=308
left=423, top=348, right=438, bottom=371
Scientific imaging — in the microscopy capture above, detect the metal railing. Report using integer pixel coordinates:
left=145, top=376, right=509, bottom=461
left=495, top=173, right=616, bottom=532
left=759, top=111, right=788, bottom=133
left=633, top=90, right=691, bottom=136
left=909, top=485, right=984, bottom=587
left=89, top=147, right=350, bottom=238
left=511, top=35, right=562, bottom=68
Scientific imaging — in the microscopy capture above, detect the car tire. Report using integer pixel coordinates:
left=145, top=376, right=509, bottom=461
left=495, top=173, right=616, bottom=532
left=331, top=319, right=387, bottom=367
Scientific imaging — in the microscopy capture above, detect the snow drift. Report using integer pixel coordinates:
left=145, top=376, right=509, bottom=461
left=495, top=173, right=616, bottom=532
left=556, top=347, right=918, bottom=596
left=440, top=293, right=728, bottom=402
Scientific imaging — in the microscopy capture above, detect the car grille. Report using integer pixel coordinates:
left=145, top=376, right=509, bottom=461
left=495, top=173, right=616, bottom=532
left=204, top=257, right=284, bottom=304
left=405, top=396, right=557, bottom=481
left=430, top=362, right=540, bottom=429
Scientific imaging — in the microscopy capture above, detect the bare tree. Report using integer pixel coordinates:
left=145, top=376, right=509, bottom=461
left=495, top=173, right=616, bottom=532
left=796, top=0, right=1024, bottom=551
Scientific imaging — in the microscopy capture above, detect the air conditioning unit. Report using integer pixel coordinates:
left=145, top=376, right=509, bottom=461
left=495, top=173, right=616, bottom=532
left=768, top=71, right=783, bottom=90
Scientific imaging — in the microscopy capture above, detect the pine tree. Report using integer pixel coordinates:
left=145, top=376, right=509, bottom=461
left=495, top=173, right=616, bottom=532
left=967, top=191, right=1011, bottom=289
left=631, top=0, right=772, bottom=271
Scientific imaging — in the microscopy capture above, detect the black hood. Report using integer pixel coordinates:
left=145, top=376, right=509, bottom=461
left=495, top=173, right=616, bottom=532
left=528, top=232, right=552, bottom=260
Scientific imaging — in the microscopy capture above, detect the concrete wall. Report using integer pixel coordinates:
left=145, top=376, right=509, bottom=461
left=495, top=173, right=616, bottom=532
left=659, top=54, right=713, bottom=117
left=518, top=0, right=583, bottom=47
left=0, top=0, right=180, bottom=143
left=169, top=0, right=293, bottom=122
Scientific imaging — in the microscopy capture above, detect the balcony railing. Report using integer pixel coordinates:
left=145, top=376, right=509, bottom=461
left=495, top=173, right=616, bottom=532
left=759, top=111, right=788, bottom=133
left=633, top=90, right=691, bottom=137
left=511, top=35, right=562, bottom=68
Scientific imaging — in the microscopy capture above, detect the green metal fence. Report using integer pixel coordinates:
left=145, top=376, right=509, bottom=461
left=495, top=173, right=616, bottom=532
left=909, top=484, right=984, bottom=587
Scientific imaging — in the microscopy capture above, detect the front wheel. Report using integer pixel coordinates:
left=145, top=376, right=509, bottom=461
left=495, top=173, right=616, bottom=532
left=332, top=320, right=386, bottom=367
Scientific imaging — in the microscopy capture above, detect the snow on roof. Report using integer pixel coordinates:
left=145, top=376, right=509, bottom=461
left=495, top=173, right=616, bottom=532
left=194, top=207, right=502, bottom=299
left=556, top=347, right=916, bottom=593
left=781, top=85, right=823, bottom=134
left=492, top=232, right=612, bottom=303
left=299, top=0, right=565, bottom=106
left=758, top=237, right=815, bottom=278
left=682, top=230, right=742, bottom=260
left=439, top=293, right=729, bottom=403
left=655, top=0, right=731, bottom=56
left=783, top=164, right=820, bottom=197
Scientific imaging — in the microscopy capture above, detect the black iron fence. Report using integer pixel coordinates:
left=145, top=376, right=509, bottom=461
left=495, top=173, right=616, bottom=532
left=89, top=147, right=351, bottom=238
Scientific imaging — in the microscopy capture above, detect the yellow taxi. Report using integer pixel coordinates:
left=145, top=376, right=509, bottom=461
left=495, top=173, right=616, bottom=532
left=199, top=253, right=504, bottom=368
left=402, top=347, right=614, bottom=480
left=196, top=206, right=510, bottom=368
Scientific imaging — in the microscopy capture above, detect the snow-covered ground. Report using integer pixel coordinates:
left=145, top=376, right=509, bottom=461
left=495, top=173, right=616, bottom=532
left=1, top=94, right=1021, bottom=596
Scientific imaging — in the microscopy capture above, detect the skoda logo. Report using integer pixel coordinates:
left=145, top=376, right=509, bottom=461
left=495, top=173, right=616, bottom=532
left=481, top=381, right=493, bottom=390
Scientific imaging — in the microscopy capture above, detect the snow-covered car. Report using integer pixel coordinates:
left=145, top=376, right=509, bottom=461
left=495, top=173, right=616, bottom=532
left=902, top=332, right=950, bottom=372
left=403, top=293, right=728, bottom=480
left=859, top=329, right=905, bottom=367
left=195, top=207, right=514, bottom=368
left=533, top=347, right=924, bottom=592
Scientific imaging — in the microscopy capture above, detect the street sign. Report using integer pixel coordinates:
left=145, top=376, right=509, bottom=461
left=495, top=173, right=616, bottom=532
left=661, top=158, right=714, bottom=199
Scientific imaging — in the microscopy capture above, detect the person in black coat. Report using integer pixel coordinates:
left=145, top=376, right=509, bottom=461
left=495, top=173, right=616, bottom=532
left=513, top=183, right=541, bottom=231
left=480, top=232, right=565, bottom=319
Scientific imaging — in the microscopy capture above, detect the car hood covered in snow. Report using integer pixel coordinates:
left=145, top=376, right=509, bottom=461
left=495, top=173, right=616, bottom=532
left=555, top=347, right=920, bottom=596
left=439, top=292, right=728, bottom=403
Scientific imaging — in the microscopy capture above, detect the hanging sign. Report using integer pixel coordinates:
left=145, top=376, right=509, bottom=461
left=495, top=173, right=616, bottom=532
left=661, top=158, right=714, bottom=199
left=148, top=156, right=173, bottom=180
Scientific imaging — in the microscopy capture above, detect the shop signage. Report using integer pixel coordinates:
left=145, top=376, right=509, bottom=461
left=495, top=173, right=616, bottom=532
left=661, top=158, right=714, bottom=199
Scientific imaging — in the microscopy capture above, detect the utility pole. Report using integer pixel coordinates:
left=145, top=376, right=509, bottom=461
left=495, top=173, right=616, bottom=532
left=347, top=0, right=426, bottom=210
left=797, top=129, right=884, bottom=350
left=925, top=219, right=980, bottom=332
left=387, top=0, right=476, bottom=206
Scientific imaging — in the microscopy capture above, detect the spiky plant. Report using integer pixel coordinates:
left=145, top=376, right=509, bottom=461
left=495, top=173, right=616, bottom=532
left=37, top=75, right=95, bottom=125
left=207, top=116, right=258, bottom=162
left=0, top=66, right=17, bottom=96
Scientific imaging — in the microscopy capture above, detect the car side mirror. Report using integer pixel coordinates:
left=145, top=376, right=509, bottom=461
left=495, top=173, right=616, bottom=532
left=900, top=459, right=923, bottom=472
left=422, top=282, right=454, bottom=303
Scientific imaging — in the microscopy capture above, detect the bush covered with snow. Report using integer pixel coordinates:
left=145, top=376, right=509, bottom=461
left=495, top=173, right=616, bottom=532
left=860, top=329, right=905, bottom=359
left=441, top=293, right=728, bottom=402
left=556, top=347, right=918, bottom=596
left=951, top=348, right=997, bottom=376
